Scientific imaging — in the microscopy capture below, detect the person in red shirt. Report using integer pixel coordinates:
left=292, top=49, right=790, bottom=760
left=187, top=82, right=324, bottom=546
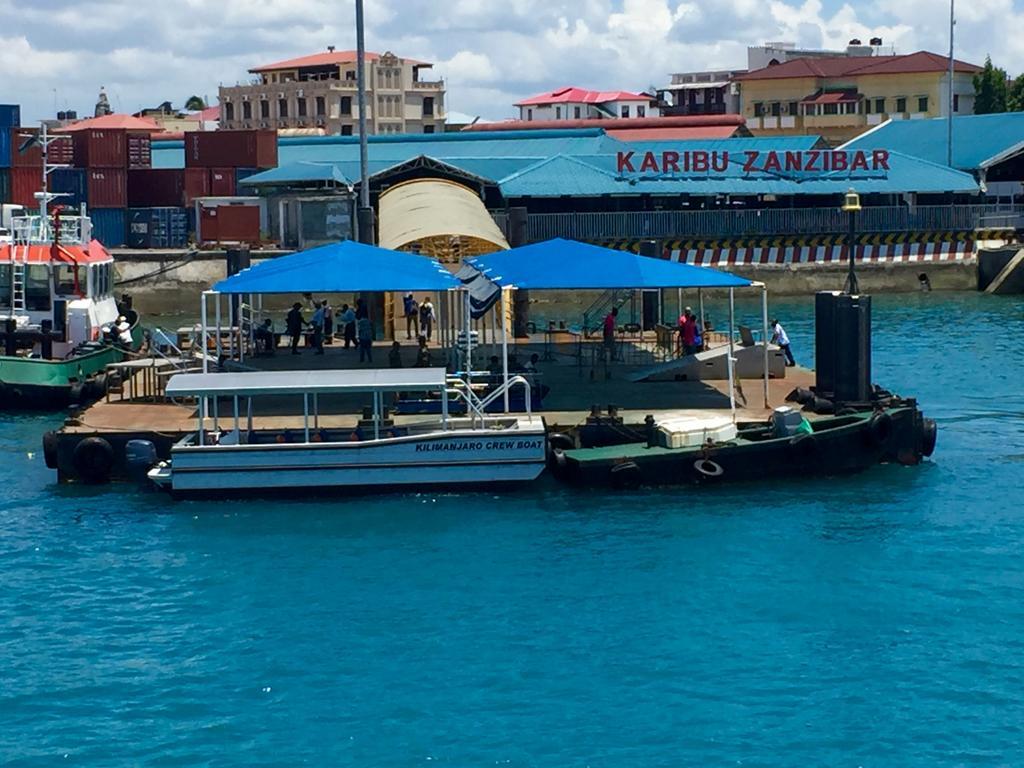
left=602, top=307, right=618, bottom=364
left=678, top=306, right=698, bottom=355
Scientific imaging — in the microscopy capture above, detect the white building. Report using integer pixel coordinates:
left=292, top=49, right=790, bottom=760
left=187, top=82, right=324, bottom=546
left=514, top=87, right=660, bottom=122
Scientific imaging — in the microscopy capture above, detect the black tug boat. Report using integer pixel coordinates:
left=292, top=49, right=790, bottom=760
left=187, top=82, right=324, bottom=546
left=550, top=291, right=938, bottom=488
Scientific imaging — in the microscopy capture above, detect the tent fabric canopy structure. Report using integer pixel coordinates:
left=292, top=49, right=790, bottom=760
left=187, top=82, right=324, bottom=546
left=465, top=238, right=752, bottom=290
left=377, top=178, right=510, bottom=263
left=212, top=240, right=461, bottom=294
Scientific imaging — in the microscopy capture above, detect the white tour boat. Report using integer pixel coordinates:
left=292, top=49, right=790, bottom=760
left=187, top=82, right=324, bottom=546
left=147, top=367, right=548, bottom=496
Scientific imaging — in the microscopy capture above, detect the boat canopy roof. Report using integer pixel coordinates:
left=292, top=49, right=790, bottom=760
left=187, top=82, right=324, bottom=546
left=212, top=240, right=461, bottom=294
left=0, top=241, right=113, bottom=265
left=465, top=238, right=751, bottom=290
left=165, top=367, right=449, bottom=397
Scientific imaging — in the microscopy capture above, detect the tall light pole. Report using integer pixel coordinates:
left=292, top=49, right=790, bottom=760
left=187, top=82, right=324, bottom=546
left=947, top=0, right=955, bottom=167
left=355, top=0, right=374, bottom=244
left=842, top=189, right=861, bottom=295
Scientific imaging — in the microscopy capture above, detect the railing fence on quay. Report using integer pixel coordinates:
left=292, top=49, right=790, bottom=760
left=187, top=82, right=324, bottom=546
left=490, top=205, right=1024, bottom=243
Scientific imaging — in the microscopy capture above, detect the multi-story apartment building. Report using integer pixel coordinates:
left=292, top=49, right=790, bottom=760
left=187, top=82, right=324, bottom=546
left=736, top=51, right=980, bottom=144
left=658, top=70, right=744, bottom=116
left=515, top=87, right=660, bottom=122
left=219, top=47, right=446, bottom=135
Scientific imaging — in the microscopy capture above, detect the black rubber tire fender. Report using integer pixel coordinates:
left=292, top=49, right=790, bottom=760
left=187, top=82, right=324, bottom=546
left=548, top=432, right=574, bottom=452
left=72, top=437, right=115, bottom=484
left=920, top=417, right=938, bottom=457
left=68, top=381, right=85, bottom=405
left=868, top=411, right=894, bottom=447
left=610, top=461, right=641, bottom=489
left=693, top=458, right=724, bottom=478
left=789, top=432, right=817, bottom=461
left=42, top=431, right=60, bottom=470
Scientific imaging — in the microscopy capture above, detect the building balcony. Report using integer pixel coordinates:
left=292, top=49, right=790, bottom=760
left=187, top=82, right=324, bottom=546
left=662, top=103, right=729, bottom=116
left=412, top=80, right=445, bottom=90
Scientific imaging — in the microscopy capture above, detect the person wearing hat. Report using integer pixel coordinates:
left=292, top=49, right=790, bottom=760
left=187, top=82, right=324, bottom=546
left=403, top=293, right=419, bottom=340
left=115, top=315, right=133, bottom=346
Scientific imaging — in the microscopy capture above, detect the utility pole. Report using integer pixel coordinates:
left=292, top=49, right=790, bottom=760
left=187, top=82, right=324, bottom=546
left=947, top=0, right=955, bottom=167
left=355, top=0, right=375, bottom=244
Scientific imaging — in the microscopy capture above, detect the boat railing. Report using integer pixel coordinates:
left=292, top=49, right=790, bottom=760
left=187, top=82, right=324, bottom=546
left=478, top=374, right=533, bottom=416
left=446, top=373, right=533, bottom=425
left=12, top=215, right=92, bottom=246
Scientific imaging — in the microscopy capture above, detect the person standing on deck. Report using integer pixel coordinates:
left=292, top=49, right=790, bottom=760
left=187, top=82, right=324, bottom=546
left=414, top=336, right=432, bottom=367
left=357, top=313, right=374, bottom=363
left=602, top=307, right=618, bottom=364
left=311, top=302, right=326, bottom=355
left=681, top=307, right=698, bottom=356
left=419, top=297, right=435, bottom=342
left=323, top=301, right=334, bottom=344
left=772, top=318, right=796, bottom=367
left=403, top=293, right=419, bottom=340
left=286, top=302, right=305, bottom=355
left=340, top=303, right=356, bottom=349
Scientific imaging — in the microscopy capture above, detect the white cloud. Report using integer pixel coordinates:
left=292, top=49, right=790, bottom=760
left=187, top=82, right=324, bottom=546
left=2, top=0, right=1023, bottom=124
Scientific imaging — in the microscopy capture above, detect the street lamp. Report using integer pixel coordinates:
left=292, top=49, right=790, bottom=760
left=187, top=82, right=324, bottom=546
left=842, top=188, right=861, bottom=294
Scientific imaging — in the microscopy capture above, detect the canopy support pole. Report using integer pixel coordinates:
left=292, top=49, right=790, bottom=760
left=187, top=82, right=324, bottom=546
left=463, top=289, right=472, bottom=382
left=501, top=288, right=509, bottom=413
left=727, top=287, right=736, bottom=421
left=233, top=395, right=239, bottom=433
left=698, top=288, right=705, bottom=342
left=200, top=291, right=209, bottom=373
left=303, top=393, right=310, bottom=443
left=215, top=293, right=222, bottom=362
left=761, top=283, right=770, bottom=410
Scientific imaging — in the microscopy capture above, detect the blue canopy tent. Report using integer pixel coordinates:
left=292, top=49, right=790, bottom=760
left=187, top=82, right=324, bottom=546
left=463, top=238, right=767, bottom=414
left=465, top=238, right=751, bottom=290
left=200, top=240, right=461, bottom=371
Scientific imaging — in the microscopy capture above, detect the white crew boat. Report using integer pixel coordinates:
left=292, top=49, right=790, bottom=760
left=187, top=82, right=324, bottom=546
left=147, top=367, right=547, bottom=496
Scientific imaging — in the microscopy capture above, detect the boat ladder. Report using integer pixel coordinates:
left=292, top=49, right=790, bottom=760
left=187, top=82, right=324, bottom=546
left=10, top=244, right=27, bottom=312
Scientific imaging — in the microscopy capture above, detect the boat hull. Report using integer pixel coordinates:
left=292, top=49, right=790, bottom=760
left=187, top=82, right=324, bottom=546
left=0, top=344, right=126, bottom=409
left=155, top=428, right=549, bottom=495
left=553, top=406, right=934, bottom=488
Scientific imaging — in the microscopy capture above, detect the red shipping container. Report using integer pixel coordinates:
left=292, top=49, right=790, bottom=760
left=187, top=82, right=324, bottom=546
left=73, top=129, right=127, bottom=167
left=86, top=168, right=127, bottom=207
left=9, top=166, right=43, bottom=206
left=128, top=169, right=185, bottom=207
left=11, top=128, right=42, bottom=167
left=184, top=167, right=210, bottom=205
left=209, top=167, right=236, bottom=196
left=127, top=133, right=152, bottom=169
left=200, top=204, right=260, bottom=243
left=48, top=134, right=75, bottom=165
left=185, top=130, right=277, bottom=169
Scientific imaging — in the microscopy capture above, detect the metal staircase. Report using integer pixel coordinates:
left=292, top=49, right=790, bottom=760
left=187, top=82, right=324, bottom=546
left=582, top=288, right=635, bottom=336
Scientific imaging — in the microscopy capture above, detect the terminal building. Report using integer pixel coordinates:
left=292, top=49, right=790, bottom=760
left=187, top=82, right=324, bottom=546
left=147, top=118, right=1022, bottom=264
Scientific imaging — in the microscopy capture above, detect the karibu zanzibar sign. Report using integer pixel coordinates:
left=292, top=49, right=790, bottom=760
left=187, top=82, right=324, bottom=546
left=616, top=149, right=892, bottom=177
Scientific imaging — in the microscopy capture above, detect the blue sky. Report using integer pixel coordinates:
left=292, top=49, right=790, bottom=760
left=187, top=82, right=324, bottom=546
left=1, top=0, right=1020, bottom=123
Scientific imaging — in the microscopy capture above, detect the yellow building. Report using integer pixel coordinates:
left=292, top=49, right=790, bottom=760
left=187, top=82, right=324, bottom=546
left=736, top=51, right=981, bottom=144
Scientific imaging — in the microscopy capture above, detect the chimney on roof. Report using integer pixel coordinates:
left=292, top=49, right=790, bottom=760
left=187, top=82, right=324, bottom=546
left=328, top=45, right=336, bottom=52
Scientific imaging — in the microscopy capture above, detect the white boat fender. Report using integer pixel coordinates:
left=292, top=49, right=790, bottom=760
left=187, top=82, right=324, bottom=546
left=72, top=437, right=115, bottom=484
left=693, top=458, right=724, bottom=478
left=868, top=411, right=894, bottom=446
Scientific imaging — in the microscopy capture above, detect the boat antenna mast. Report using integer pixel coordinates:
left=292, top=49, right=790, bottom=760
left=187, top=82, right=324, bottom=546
left=17, top=121, right=70, bottom=241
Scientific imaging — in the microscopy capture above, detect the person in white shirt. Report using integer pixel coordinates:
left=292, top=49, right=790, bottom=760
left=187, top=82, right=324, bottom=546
left=115, top=316, right=133, bottom=346
left=771, top=318, right=795, bottom=367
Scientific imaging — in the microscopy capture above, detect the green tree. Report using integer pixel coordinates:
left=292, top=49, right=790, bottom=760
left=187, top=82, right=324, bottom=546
left=1007, top=74, right=1024, bottom=112
left=973, top=56, right=1008, bottom=114
left=184, top=95, right=207, bottom=111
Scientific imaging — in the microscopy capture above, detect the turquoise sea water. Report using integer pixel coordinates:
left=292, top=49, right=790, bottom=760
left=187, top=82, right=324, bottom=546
left=2, top=291, right=1023, bottom=766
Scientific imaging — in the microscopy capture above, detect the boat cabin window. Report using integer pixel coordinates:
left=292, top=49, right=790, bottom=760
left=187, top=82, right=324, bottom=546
left=26, top=265, right=52, bottom=311
left=0, top=265, right=10, bottom=308
left=54, top=265, right=79, bottom=296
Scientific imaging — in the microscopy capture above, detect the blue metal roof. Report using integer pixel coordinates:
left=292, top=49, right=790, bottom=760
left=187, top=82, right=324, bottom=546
left=467, top=238, right=751, bottom=290
left=214, top=240, right=460, bottom=294
left=622, top=136, right=825, bottom=154
left=841, top=113, right=1024, bottom=171
left=240, top=161, right=352, bottom=186
left=497, top=152, right=979, bottom=197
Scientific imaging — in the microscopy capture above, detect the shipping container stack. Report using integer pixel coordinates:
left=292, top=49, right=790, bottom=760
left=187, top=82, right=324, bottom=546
left=71, top=128, right=130, bottom=247
left=184, top=130, right=277, bottom=245
left=0, top=104, right=19, bottom=205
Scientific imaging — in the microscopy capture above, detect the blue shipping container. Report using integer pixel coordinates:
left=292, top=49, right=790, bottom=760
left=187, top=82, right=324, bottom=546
left=0, top=127, right=11, bottom=169
left=0, top=105, right=20, bottom=129
left=50, top=168, right=87, bottom=209
left=127, top=207, right=189, bottom=249
left=90, top=208, right=127, bottom=248
left=235, top=167, right=260, bottom=188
